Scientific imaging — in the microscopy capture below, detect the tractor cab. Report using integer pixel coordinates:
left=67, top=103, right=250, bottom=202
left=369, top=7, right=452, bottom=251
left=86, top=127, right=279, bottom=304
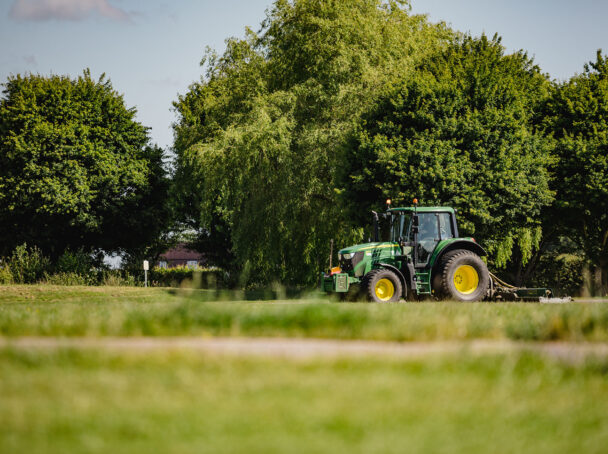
left=389, top=207, right=457, bottom=268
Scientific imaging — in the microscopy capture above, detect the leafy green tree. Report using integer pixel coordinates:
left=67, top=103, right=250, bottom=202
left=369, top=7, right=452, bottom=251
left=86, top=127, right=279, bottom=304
left=341, top=35, right=554, bottom=270
left=173, top=0, right=449, bottom=285
left=544, top=51, right=608, bottom=295
left=0, top=71, right=171, bottom=258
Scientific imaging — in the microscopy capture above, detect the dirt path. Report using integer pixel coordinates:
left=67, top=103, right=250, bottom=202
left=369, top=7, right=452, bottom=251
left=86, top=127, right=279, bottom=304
left=2, top=336, right=608, bottom=363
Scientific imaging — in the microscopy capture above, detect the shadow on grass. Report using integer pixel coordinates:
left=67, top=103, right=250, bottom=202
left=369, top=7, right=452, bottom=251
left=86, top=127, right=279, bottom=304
left=165, top=287, right=332, bottom=303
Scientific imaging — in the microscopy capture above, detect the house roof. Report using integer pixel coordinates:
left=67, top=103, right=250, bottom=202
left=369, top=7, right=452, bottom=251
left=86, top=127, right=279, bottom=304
left=159, top=244, right=205, bottom=261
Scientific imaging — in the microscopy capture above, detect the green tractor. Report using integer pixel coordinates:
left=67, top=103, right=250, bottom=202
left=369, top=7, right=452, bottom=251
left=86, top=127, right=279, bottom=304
left=320, top=200, right=558, bottom=302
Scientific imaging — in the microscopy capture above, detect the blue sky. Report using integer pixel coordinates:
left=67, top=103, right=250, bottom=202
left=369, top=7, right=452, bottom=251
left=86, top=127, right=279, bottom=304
left=1, top=0, right=607, bottom=150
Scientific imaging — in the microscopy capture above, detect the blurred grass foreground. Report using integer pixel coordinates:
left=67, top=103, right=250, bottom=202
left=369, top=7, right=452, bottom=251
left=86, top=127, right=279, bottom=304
left=1, top=285, right=608, bottom=454
left=1, top=285, right=608, bottom=341
left=1, top=349, right=607, bottom=454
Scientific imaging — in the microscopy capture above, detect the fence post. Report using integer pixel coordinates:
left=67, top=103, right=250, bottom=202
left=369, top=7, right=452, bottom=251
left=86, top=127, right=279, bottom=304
left=143, top=260, right=149, bottom=288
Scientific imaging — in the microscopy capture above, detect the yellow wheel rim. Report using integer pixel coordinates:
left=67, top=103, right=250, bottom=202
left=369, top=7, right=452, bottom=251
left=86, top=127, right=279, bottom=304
left=453, top=265, right=479, bottom=295
left=375, top=278, right=395, bottom=302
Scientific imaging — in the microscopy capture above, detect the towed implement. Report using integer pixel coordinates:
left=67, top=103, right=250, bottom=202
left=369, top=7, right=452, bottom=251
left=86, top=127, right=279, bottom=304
left=320, top=200, right=567, bottom=303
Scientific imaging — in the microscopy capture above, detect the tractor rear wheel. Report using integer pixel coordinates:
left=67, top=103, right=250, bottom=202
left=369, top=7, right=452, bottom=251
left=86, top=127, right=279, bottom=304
left=363, top=269, right=402, bottom=303
left=439, top=250, right=489, bottom=302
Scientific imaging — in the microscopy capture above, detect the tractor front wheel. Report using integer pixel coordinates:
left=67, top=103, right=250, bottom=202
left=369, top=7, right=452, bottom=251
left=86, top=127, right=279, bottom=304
left=439, top=250, right=489, bottom=302
left=363, top=269, right=402, bottom=303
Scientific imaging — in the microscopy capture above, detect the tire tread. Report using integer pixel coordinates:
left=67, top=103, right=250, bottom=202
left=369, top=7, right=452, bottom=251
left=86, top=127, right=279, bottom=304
left=439, top=250, right=489, bottom=302
left=363, top=269, right=403, bottom=303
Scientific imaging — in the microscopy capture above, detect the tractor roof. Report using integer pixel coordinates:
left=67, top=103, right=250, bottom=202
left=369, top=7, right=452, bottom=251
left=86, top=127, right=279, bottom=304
left=389, top=206, right=455, bottom=214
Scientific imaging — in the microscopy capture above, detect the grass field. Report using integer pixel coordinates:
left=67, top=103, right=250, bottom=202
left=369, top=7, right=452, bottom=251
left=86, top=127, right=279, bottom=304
left=2, top=285, right=608, bottom=453
left=1, top=349, right=608, bottom=454
left=1, top=285, right=608, bottom=341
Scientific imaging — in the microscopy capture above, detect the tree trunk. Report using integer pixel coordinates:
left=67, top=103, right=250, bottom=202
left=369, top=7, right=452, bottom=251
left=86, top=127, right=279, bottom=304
left=514, top=256, right=523, bottom=287
left=521, top=245, right=545, bottom=286
left=581, top=264, right=592, bottom=298
left=601, top=230, right=608, bottom=297
left=599, top=256, right=608, bottom=297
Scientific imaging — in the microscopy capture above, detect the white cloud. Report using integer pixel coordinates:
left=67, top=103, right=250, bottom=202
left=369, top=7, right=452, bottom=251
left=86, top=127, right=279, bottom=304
left=9, top=0, right=132, bottom=22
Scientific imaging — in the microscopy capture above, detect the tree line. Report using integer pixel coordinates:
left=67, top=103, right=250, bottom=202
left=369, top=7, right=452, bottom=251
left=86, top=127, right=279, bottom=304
left=0, top=0, right=606, bottom=295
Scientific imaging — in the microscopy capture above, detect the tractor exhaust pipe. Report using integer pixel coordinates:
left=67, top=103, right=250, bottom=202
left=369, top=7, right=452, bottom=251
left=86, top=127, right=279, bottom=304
left=372, top=211, right=379, bottom=242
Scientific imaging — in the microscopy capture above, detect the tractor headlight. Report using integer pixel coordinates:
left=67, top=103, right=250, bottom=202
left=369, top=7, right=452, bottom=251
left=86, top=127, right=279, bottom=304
left=342, top=253, right=354, bottom=260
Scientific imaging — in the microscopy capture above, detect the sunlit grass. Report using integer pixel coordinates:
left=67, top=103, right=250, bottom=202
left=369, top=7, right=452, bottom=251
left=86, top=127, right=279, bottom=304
left=1, top=349, right=607, bottom=454
left=1, top=285, right=608, bottom=341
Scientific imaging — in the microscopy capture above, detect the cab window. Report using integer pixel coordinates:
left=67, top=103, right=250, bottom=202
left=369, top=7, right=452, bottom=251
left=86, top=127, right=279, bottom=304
left=410, top=212, right=454, bottom=265
left=438, top=213, right=454, bottom=239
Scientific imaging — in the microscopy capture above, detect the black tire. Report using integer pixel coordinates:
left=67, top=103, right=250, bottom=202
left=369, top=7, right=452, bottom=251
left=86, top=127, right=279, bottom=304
left=363, top=269, right=403, bottom=303
left=438, top=250, right=489, bottom=302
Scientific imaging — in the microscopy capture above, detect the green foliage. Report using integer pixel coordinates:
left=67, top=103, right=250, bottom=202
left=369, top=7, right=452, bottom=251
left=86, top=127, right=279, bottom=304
left=0, top=70, right=172, bottom=258
left=6, top=244, right=51, bottom=284
left=99, top=270, right=137, bottom=287
left=544, top=50, right=608, bottom=294
left=41, top=272, right=92, bottom=286
left=532, top=252, right=585, bottom=297
left=0, top=244, right=102, bottom=285
left=55, top=249, right=94, bottom=276
left=173, top=0, right=450, bottom=285
left=342, top=35, right=554, bottom=268
left=0, top=266, right=13, bottom=284
left=149, top=266, right=226, bottom=288
left=0, top=245, right=140, bottom=287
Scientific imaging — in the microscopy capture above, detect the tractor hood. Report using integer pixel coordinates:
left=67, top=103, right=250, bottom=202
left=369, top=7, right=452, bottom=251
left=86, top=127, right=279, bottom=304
left=338, top=242, right=399, bottom=255
left=336, top=242, right=400, bottom=278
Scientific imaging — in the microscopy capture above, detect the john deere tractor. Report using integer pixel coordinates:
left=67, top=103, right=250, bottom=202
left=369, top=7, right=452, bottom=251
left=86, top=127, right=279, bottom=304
left=320, top=200, right=559, bottom=302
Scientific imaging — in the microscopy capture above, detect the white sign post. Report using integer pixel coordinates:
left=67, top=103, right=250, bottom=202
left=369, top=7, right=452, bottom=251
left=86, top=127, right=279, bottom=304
left=143, top=260, right=149, bottom=288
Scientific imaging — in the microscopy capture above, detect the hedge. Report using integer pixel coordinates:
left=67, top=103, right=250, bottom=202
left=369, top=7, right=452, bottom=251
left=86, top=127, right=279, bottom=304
left=148, top=266, right=227, bottom=288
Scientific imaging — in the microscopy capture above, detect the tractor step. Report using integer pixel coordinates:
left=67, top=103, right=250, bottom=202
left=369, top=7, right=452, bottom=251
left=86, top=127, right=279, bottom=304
left=414, top=272, right=432, bottom=295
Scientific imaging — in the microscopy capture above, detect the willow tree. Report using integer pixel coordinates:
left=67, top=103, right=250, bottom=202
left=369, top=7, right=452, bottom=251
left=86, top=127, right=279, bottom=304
left=173, top=0, right=449, bottom=285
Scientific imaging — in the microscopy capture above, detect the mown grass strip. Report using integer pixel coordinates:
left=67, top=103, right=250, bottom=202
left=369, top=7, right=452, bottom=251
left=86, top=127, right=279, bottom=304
left=1, top=286, right=608, bottom=342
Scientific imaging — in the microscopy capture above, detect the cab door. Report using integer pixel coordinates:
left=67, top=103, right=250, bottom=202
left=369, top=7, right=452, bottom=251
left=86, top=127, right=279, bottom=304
left=412, top=212, right=454, bottom=266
